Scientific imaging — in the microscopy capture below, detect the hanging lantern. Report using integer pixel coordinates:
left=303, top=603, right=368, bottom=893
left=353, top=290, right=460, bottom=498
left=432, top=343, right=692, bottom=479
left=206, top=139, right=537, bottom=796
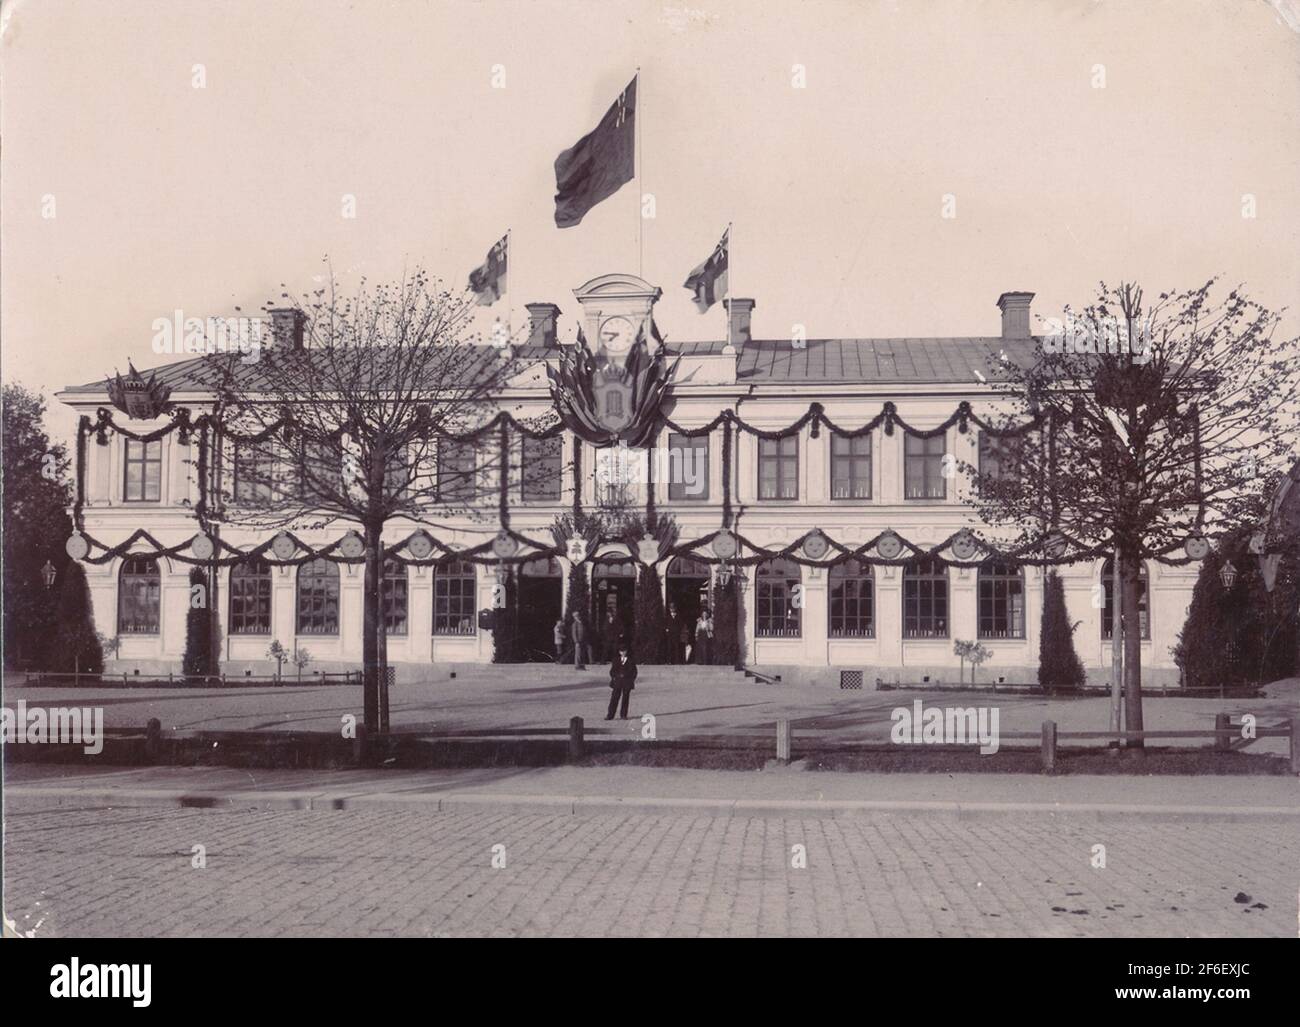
left=41, top=560, right=57, bottom=588
left=1218, top=560, right=1237, bottom=589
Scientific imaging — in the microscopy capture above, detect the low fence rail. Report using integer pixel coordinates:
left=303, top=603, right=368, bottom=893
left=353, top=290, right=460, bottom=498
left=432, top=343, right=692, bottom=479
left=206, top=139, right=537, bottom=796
left=18, top=671, right=363, bottom=688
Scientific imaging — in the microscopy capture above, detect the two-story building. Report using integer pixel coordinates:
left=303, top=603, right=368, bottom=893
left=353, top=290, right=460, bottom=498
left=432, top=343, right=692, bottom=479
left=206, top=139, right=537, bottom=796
left=57, top=273, right=1194, bottom=686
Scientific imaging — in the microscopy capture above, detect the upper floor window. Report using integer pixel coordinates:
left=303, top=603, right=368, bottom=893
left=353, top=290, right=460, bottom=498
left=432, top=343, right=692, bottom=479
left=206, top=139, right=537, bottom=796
left=977, top=562, right=1025, bottom=639
left=234, top=442, right=275, bottom=505
left=118, top=557, right=161, bottom=633
left=1101, top=557, right=1150, bottom=640
left=904, top=431, right=946, bottom=500
left=758, top=436, right=798, bottom=500
left=755, top=558, right=801, bottom=637
left=829, top=559, right=874, bottom=638
left=903, top=558, right=949, bottom=638
left=296, top=558, right=340, bottom=635
left=522, top=436, right=562, bottom=502
left=668, top=433, right=709, bottom=501
left=299, top=440, right=343, bottom=503
left=123, top=439, right=163, bottom=502
left=978, top=432, right=1022, bottom=486
left=830, top=433, right=871, bottom=500
left=229, top=558, right=272, bottom=635
left=383, top=558, right=409, bottom=635
left=437, top=440, right=477, bottom=503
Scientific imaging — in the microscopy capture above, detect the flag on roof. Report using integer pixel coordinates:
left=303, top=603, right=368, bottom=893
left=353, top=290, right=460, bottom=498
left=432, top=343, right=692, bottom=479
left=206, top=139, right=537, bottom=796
left=467, top=234, right=508, bottom=306
left=683, top=227, right=729, bottom=312
left=554, top=77, right=636, bottom=229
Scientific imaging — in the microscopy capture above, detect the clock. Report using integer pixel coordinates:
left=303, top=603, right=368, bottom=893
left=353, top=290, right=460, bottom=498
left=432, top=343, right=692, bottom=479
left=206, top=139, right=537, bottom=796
left=599, top=316, right=636, bottom=356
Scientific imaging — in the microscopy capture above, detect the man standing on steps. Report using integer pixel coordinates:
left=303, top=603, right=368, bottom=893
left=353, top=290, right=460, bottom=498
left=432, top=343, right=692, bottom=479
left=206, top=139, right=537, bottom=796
left=606, top=642, right=637, bottom=720
left=570, top=612, right=588, bottom=671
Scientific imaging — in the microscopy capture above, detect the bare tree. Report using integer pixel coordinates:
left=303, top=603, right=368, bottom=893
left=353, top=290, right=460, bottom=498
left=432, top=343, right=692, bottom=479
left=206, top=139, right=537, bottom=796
left=204, top=267, right=553, bottom=745
left=969, top=279, right=1300, bottom=749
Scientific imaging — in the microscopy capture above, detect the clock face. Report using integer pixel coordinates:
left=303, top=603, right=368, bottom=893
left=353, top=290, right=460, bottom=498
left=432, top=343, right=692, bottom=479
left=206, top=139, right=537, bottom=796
left=600, top=316, right=636, bottom=355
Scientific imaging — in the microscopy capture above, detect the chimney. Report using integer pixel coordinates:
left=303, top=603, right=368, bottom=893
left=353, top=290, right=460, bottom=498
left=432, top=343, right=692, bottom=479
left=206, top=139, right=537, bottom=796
left=525, top=302, right=562, bottom=347
left=269, top=308, right=308, bottom=350
left=723, top=298, right=755, bottom=351
left=996, top=292, right=1034, bottom=339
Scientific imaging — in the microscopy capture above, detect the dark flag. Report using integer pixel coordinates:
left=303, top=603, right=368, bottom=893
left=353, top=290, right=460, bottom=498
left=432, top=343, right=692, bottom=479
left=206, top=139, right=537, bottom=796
left=467, top=234, right=508, bottom=306
left=554, top=77, right=636, bottom=229
left=683, top=227, right=729, bottom=312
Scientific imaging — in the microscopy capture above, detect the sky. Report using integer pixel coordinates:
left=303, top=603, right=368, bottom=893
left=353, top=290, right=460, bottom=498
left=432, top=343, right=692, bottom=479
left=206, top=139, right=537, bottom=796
left=3, top=0, right=1298, bottom=446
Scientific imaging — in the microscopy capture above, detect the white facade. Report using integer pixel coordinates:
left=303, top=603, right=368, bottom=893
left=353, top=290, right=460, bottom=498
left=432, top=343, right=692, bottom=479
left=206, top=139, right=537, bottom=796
left=59, top=276, right=1195, bottom=686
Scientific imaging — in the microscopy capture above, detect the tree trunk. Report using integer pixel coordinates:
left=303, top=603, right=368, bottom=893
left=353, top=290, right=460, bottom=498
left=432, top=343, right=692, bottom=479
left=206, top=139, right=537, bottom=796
left=362, top=519, right=382, bottom=740
left=1120, top=546, right=1145, bottom=751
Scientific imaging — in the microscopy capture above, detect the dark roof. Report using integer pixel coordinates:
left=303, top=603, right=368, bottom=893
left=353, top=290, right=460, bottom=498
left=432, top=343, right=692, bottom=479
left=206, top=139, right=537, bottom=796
left=61, top=337, right=1042, bottom=395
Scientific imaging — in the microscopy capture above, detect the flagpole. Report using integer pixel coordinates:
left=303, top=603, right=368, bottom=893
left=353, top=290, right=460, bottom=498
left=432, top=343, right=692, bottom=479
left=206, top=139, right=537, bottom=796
left=726, top=221, right=733, bottom=353
left=636, top=67, right=643, bottom=279
left=506, top=227, right=512, bottom=345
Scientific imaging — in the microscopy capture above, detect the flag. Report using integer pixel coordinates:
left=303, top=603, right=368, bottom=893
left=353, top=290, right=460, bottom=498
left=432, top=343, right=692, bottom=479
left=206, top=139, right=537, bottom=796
left=467, top=234, right=508, bottom=306
left=683, top=227, right=729, bottom=312
left=554, top=77, right=636, bottom=229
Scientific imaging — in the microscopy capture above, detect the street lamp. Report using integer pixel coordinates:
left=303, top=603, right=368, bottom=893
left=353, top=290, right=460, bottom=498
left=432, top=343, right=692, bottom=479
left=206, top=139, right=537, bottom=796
left=1218, top=560, right=1237, bottom=589
left=41, top=560, right=57, bottom=589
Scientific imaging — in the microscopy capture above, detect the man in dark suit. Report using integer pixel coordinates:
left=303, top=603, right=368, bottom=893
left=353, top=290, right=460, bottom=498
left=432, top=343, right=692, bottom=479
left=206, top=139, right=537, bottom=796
left=606, top=642, right=637, bottom=720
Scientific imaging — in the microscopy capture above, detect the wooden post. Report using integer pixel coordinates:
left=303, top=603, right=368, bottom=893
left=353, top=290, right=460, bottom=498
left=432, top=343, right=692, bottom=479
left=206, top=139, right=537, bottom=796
left=145, top=717, right=162, bottom=761
left=1290, top=720, right=1299, bottom=775
left=568, top=716, right=585, bottom=761
left=1215, top=712, right=1230, bottom=752
left=352, top=723, right=367, bottom=764
left=776, top=719, right=791, bottom=764
left=1041, top=719, right=1057, bottom=773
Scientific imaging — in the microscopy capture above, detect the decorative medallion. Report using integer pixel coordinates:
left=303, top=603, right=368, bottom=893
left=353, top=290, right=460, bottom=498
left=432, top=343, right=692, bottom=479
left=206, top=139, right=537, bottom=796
left=565, top=537, right=589, bottom=564
left=1044, top=531, right=1068, bottom=560
left=712, top=530, right=738, bottom=560
left=1249, top=530, right=1267, bottom=556
left=65, top=531, right=90, bottom=561
left=802, top=530, right=830, bottom=561
left=636, top=533, right=661, bottom=565
left=191, top=534, right=215, bottom=561
left=545, top=321, right=678, bottom=448
left=875, top=531, right=903, bottom=560
left=407, top=531, right=434, bottom=560
left=271, top=532, right=297, bottom=560
left=950, top=530, right=978, bottom=561
left=339, top=531, right=365, bottom=559
left=106, top=362, right=173, bottom=420
left=492, top=531, right=520, bottom=560
left=1183, top=535, right=1209, bottom=561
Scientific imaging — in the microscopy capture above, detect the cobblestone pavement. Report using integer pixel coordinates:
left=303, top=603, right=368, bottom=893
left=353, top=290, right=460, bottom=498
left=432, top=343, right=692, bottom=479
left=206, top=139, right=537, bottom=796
left=5, top=796, right=1295, bottom=937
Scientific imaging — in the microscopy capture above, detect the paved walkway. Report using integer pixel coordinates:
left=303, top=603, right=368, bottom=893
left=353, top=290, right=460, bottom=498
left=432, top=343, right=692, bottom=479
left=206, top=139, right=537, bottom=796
left=5, top=765, right=1297, bottom=938
left=5, top=671, right=1297, bottom=754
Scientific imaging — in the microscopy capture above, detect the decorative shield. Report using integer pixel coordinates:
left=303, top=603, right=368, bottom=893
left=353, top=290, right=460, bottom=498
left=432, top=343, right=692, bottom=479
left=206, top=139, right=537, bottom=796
left=566, top=537, right=588, bottom=564
left=712, top=530, right=738, bottom=560
left=491, top=531, right=519, bottom=560
left=950, top=530, right=978, bottom=561
left=1044, top=531, right=1068, bottom=560
left=636, top=533, right=661, bottom=565
left=191, top=534, right=215, bottom=561
left=593, top=374, right=635, bottom=434
left=339, top=531, right=365, bottom=559
left=1249, top=530, right=1267, bottom=556
left=65, top=531, right=90, bottom=561
left=802, top=531, right=830, bottom=561
left=407, top=531, right=434, bottom=560
left=876, top=531, right=903, bottom=560
left=271, top=532, right=297, bottom=561
left=1259, top=553, right=1282, bottom=593
left=1184, top=535, right=1209, bottom=560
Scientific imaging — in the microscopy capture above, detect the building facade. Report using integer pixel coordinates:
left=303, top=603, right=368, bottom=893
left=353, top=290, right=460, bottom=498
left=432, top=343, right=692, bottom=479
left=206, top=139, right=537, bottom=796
left=58, top=273, right=1195, bottom=686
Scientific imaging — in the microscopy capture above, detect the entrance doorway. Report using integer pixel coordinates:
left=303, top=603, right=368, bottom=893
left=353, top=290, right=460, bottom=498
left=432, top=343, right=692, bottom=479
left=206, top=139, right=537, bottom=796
left=666, top=556, right=711, bottom=662
left=517, top=557, right=563, bottom=662
left=591, top=560, right=636, bottom=662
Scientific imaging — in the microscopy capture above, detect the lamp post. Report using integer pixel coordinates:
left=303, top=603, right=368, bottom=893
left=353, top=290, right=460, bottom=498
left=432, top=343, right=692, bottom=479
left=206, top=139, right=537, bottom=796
left=1217, top=560, right=1238, bottom=699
